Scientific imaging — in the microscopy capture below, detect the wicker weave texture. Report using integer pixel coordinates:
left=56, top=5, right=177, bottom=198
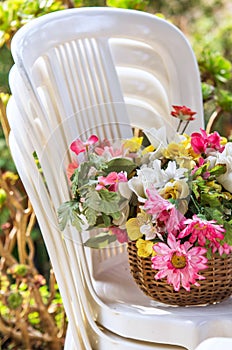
left=128, top=241, right=232, bottom=306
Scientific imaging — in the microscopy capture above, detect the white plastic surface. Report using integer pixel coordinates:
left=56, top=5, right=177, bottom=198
left=10, top=7, right=204, bottom=133
left=7, top=7, right=231, bottom=350
left=194, top=337, right=232, bottom=350
left=8, top=101, right=187, bottom=350
left=64, top=323, right=188, bottom=350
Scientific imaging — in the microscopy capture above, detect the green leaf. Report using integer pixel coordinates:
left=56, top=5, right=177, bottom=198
left=72, top=162, right=91, bottom=191
left=206, top=249, right=212, bottom=260
left=85, top=207, right=98, bottom=226
left=85, top=189, right=121, bottom=214
left=102, top=213, right=112, bottom=227
left=107, top=0, right=149, bottom=11
left=28, top=311, right=40, bottom=325
left=216, top=89, right=232, bottom=112
left=192, top=180, right=205, bottom=199
left=84, top=232, right=117, bottom=249
left=201, top=192, right=222, bottom=207
left=209, top=163, right=227, bottom=177
left=105, top=158, right=137, bottom=175
left=57, top=201, right=79, bottom=231
left=57, top=200, right=87, bottom=232
left=204, top=207, right=224, bottom=223
left=71, top=211, right=85, bottom=232
left=192, top=163, right=209, bottom=177
left=111, top=211, right=121, bottom=220
left=89, top=153, right=107, bottom=170
left=201, top=82, right=214, bottom=101
left=224, top=222, right=232, bottom=246
left=7, top=292, right=23, bottom=310
left=199, top=50, right=232, bottom=84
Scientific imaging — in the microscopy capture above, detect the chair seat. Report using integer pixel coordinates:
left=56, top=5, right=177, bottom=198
left=86, top=247, right=232, bottom=349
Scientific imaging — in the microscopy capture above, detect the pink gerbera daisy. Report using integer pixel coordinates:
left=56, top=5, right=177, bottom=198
left=179, top=214, right=226, bottom=254
left=151, top=234, right=208, bottom=291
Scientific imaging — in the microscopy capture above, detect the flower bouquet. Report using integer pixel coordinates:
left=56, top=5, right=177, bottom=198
left=58, top=106, right=232, bottom=306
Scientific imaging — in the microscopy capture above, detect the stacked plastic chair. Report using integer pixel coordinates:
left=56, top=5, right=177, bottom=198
left=7, top=7, right=232, bottom=350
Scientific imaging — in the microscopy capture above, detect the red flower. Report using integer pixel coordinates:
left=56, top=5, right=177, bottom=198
left=171, top=105, right=196, bottom=121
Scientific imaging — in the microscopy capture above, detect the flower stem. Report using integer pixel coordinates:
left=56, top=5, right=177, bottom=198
left=177, top=120, right=182, bottom=133
left=190, top=194, right=202, bottom=214
left=181, top=121, right=190, bottom=134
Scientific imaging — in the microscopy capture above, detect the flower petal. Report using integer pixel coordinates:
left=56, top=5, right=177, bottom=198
left=87, top=134, right=99, bottom=145
left=70, top=139, right=85, bottom=155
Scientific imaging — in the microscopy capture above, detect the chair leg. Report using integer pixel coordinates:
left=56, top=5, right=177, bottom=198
left=64, top=325, right=77, bottom=350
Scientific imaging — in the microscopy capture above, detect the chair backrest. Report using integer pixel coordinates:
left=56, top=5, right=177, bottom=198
left=10, top=7, right=204, bottom=134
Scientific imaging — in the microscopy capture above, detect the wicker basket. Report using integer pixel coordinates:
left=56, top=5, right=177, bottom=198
left=127, top=241, right=232, bottom=306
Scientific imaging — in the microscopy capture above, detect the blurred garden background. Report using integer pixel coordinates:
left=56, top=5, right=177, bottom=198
left=0, top=0, right=232, bottom=349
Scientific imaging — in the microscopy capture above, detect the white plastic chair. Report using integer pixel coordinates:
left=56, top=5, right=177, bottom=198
left=7, top=97, right=187, bottom=350
left=7, top=7, right=232, bottom=350
left=8, top=94, right=232, bottom=350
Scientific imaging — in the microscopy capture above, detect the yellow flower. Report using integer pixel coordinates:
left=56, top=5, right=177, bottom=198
left=136, top=239, right=154, bottom=258
left=126, top=211, right=152, bottom=241
left=163, top=136, right=199, bottom=160
left=159, top=180, right=189, bottom=214
left=126, top=218, right=143, bottom=241
left=142, top=144, right=155, bottom=155
left=163, top=142, right=188, bottom=159
left=181, top=134, right=199, bottom=160
left=123, top=137, right=143, bottom=152
left=163, top=137, right=199, bottom=170
left=159, top=180, right=189, bottom=200
left=137, top=210, right=151, bottom=225
left=175, top=156, right=196, bottom=170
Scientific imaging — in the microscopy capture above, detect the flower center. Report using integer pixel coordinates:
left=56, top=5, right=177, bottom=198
left=194, top=223, right=207, bottom=231
left=171, top=252, right=187, bottom=269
